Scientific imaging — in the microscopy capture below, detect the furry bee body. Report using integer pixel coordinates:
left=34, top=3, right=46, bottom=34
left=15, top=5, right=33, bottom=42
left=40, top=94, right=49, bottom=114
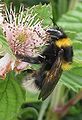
left=34, top=27, right=73, bottom=100
left=16, top=26, right=73, bottom=100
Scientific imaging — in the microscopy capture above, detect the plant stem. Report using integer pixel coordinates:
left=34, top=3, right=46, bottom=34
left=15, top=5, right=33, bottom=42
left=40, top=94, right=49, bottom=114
left=38, top=97, right=50, bottom=120
left=55, top=89, right=82, bottom=117
left=50, top=0, right=58, bottom=22
left=68, top=0, right=79, bottom=10
left=50, top=82, right=65, bottom=108
left=50, top=0, right=78, bottom=23
left=46, top=82, right=66, bottom=120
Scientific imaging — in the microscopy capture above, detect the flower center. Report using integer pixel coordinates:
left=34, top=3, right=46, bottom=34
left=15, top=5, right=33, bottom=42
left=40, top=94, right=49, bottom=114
left=17, top=31, right=27, bottom=43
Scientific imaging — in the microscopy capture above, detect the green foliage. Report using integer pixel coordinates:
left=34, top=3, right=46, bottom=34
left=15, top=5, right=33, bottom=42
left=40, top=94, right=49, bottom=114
left=0, top=27, right=3, bottom=36
left=50, top=0, right=78, bottom=22
left=27, top=4, right=52, bottom=27
left=23, top=0, right=49, bottom=6
left=0, top=72, right=25, bottom=120
left=0, top=34, right=12, bottom=56
left=3, top=0, right=49, bottom=12
left=0, top=26, right=13, bottom=55
left=4, top=0, right=49, bottom=6
left=18, top=107, right=38, bottom=120
left=63, top=102, right=82, bottom=120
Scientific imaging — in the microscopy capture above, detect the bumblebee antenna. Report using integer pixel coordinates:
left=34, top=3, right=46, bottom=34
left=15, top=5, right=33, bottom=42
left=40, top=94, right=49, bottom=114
left=50, top=17, right=59, bottom=29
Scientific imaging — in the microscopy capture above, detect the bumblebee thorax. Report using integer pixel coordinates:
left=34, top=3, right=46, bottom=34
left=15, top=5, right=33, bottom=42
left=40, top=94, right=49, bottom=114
left=55, top=38, right=72, bottom=48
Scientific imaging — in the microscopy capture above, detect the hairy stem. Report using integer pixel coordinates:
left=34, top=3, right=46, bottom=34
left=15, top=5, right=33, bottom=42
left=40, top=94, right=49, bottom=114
left=46, top=82, right=66, bottom=120
left=55, top=89, right=82, bottom=117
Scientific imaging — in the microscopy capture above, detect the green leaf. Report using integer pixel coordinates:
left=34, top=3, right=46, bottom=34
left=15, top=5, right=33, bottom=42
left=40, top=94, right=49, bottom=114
left=0, top=71, right=25, bottom=120
left=18, top=107, right=38, bottom=120
left=25, top=90, right=40, bottom=102
left=0, top=26, right=4, bottom=36
left=38, top=98, right=50, bottom=120
left=60, top=68, right=82, bottom=92
left=29, top=4, right=52, bottom=27
left=51, top=0, right=78, bottom=22
left=0, top=35, right=13, bottom=56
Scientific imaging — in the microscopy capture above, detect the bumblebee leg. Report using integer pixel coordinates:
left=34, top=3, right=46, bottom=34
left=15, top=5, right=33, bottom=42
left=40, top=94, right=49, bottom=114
left=16, top=53, right=45, bottom=64
left=34, top=63, right=48, bottom=89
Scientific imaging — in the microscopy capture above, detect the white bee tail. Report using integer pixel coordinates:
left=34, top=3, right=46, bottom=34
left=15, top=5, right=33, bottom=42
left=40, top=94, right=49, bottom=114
left=22, top=75, right=39, bottom=93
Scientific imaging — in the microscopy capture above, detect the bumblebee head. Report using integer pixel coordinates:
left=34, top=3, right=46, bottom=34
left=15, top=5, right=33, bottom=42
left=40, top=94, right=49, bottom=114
left=46, top=27, right=67, bottom=41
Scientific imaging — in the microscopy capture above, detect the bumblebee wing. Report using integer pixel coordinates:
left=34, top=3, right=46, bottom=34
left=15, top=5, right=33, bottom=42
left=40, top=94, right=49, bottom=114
left=38, top=50, right=63, bottom=100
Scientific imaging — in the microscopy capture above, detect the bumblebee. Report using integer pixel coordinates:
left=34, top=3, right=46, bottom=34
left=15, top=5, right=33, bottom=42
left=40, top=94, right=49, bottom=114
left=16, top=25, right=73, bottom=100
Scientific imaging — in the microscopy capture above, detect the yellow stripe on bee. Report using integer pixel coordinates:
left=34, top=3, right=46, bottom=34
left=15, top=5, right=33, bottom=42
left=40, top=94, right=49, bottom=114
left=55, top=38, right=72, bottom=48
left=62, top=62, right=72, bottom=71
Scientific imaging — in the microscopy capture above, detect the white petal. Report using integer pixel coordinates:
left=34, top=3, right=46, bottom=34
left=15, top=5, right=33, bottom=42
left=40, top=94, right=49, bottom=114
left=0, top=53, right=15, bottom=78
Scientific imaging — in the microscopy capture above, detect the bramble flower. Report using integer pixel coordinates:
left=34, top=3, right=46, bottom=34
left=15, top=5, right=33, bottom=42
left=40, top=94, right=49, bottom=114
left=2, top=4, right=49, bottom=56
left=0, top=3, right=49, bottom=78
left=2, top=23, right=48, bottom=57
